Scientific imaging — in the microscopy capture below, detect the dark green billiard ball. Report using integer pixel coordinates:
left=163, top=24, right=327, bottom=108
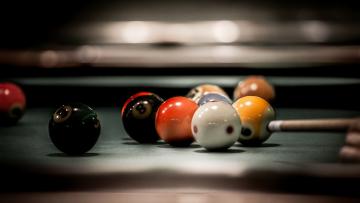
left=121, top=92, right=164, bottom=143
left=49, top=103, right=101, bottom=155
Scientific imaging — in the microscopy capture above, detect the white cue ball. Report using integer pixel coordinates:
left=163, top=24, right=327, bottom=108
left=191, top=101, right=241, bottom=151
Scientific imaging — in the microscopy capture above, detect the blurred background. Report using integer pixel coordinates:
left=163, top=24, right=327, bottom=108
left=0, top=0, right=359, bottom=76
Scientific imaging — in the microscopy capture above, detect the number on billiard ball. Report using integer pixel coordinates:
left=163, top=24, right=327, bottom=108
left=48, top=103, right=101, bottom=155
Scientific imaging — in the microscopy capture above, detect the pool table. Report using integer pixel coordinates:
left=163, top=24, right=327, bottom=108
left=2, top=0, right=360, bottom=201
left=1, top=75, right=360, bottom=202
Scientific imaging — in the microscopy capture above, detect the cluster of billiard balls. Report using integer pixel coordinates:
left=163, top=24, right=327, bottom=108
left=0, top=76, right=276, bottom=155
left=122, top=80, right=275, bottom=151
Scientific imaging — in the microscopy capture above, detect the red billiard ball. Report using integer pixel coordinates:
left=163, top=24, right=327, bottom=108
left=155, top=96, right=198, bottom=147
left=0, top=82, right=26, bottom=125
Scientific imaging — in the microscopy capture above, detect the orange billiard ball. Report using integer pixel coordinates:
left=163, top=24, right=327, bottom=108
left=232, top=96, right=275, bottom=146
left=155, top=96, right=198, bottom=147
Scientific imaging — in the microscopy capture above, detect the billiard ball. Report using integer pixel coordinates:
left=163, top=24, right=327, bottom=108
left=232, top=96, right=275, bottom=146
left=233, top=76, right=275, bottom=102
left=155, top=96, right=198, bottom=147
left=192, top=101, right=241, bottom=151
left=197, top=93, right=232, bottom=106
left=121, top=92, right=164, bottom=143
left=49, top=103, right=101, bottom=155
left=0, top=82, right=26, bottom=125
left=186, top=84, right=229, bottom=103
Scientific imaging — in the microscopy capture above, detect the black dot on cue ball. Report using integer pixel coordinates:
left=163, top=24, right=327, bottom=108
left=226, top=125, right=234, bottom=134
left=193, top=125, right=198, bottom=134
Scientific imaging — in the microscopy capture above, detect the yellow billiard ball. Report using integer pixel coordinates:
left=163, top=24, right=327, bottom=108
left=232, top=96, right=275, bottom=146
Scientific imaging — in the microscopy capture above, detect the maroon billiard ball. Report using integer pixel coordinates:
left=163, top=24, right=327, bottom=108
left=121, top=92, right=164, bottom=143
left=233, top=76, right=275, bottom=102
left=0, top=82, right=26, bottom=125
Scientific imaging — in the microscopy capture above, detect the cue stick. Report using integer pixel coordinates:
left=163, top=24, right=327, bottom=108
left=268, top=118, right=358, bottom=132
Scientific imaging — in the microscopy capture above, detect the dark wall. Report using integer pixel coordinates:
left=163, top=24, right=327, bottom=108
left=1, top=0, right=360, bottom=48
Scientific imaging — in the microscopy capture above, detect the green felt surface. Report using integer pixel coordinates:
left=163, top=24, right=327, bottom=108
left=0, top=107, right=358, bottom=175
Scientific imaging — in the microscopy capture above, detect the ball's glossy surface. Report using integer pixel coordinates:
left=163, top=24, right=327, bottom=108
left=192, top=101, right=241, bottom=151
left=0, top=83, right=26, bottom=125
left=155, top=96, right=198, bottom=147
left=49, top=103, right=101, bottom=155
left=233, top=76, right=275, bottom=102
left=121, top=92, right=164, bottom=143
left=186, top=84, right=228, bottom=103
left=198, top=93, right=232, bottom=106
left=232, top=96, right=275, bottom=146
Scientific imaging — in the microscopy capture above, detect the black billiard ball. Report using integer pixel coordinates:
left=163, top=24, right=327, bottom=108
left=121, top=92, right=164, bottom=143
left=49, top=103, right=101, bottom=155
